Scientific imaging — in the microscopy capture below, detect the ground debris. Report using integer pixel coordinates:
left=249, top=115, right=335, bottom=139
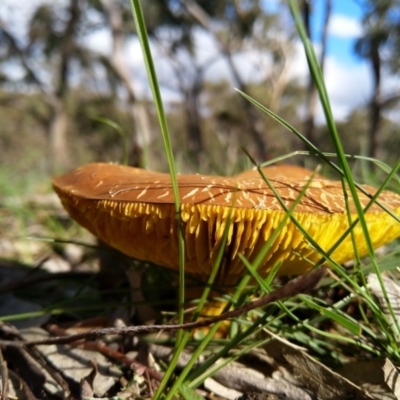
left=0, top=195, right=399, bottom=400
left=0, top=320, right=397, bottom=399
left=0, top=324, right=122, bottom=399
left=383, top=359, right=400, bottom=399
left=263, top=339, right=389, bottom=400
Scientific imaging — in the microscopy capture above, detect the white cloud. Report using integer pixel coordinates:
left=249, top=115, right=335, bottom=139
left=287, top=41, right=310, bottom=84
left=192, top=28, right=220, bottom=65
left=120, top=31, right=374, bottom=124
left=318, top=57, right=400, bottom=123
left=0, top=0, right=68, bottom=41
left=322, top=56, right=371, bottom=121
left=5, top=1, right=397, bottom=126
left=284, top=41, right=372, bottom=123
left=83, top=28, right=112, bottom=55
left=328, top=14, right=363, bottom=38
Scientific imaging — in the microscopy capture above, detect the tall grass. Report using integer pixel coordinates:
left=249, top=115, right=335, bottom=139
left=129, top=0, right=186, bottom=352
left=126, top=0, right=400, bottom=398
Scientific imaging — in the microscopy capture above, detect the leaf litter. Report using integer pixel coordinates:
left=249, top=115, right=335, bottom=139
left=0, top=195, right=398, bottom=399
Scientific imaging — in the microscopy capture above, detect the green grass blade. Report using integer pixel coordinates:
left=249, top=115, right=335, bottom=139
left=179, top=385, right=206, bottom=400
left=163, top=217, right=233, bottom=399
left=288, top=2, right=396, bottom=314
left=129, top=0, right=186, bottom=348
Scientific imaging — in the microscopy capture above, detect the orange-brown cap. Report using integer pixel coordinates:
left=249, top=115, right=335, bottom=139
left=53, top=163, right=400, bottom=284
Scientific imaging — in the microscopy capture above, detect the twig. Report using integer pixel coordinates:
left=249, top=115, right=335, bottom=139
left=23, top=267, right=326, bottom=346
left=47, top=324, right=164, bottom=382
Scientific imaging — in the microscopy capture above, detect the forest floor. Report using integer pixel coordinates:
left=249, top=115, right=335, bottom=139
left=0, top=192, right=398, bottom=400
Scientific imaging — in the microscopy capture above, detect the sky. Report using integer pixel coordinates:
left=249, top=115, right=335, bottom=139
left=1, top=0, right=399, bottom=124
left=129, top=0, right=389, bottom=124
left=260, top=0, right=375, bottom=123
left=312, top=0, right=363, bottom=66
left=306, top=0, right=371, bottom=122
left=123, top=0, right=376, bottom=123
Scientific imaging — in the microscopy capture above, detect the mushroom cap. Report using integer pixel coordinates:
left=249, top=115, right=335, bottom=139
left=53, top=163, right=400, bottom=284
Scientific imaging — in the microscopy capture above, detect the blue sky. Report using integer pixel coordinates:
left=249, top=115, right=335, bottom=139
left=261, top=0, right=365, bottom=67
left=254, top=0, right=377, bottom=121
left=311, top=0, right=364, bottom=67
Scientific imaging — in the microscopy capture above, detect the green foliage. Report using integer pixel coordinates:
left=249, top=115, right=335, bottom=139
left=179, top=384, right=206, bottom=400
left=130, top=0, right=185, bottom=328
left=355, top=0, right=400, bottom=73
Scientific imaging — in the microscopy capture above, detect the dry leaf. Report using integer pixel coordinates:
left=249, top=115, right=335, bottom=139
left=264, top=339, right=374, bottom=400
left=383, top=358, right=400, bottom=399
left=368, top=274, right=400, bottom=335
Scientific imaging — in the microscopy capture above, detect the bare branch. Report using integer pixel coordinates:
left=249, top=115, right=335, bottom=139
left=0, top=18, right=48, bottom=95
left=180, top=0, right=268, bottom=160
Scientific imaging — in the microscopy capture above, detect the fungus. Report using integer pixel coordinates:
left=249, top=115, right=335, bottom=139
left=53, top=163, right=400, bottom=293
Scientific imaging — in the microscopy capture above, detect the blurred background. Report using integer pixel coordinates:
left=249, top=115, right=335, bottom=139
left=0, top=0, right=400, bottom=195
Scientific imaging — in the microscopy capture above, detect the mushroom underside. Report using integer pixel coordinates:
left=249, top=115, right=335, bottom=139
left=54, top=191, right=400, bottom=286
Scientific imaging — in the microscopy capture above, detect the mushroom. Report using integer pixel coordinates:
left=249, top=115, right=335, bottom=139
left=53, top=163, right=400, bottom=294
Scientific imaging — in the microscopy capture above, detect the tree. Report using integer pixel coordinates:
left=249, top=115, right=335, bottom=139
left=0, top=0, right=84, bottom=172
left=0, top=1, right=310, bottom=175
left=94, top=0, right=154, bottom=167
left=182, top=0, right=269, bottom=162
left=302, top=0, right=331, bottom=150
left=355, top=0, right=400, bottom=161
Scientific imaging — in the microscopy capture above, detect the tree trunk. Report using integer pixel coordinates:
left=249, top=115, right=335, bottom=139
left=183, top=0, right=268, bottom=162
left=48, top=0, right=81, bottom=172
left=184, top=75, right=203, bottom=166
left=101, top=0, right=152, bottom=167
left=48, top=99, right=69, bottom=173
left=224, top=52, right=268, bottom=161
left=368, top=44, right=381, bottom=160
